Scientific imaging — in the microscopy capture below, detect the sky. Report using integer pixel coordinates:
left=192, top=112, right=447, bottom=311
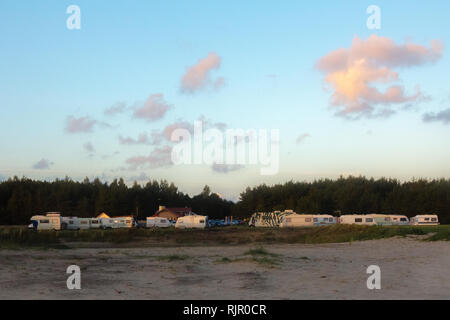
left=1, top=1, right=450, bottom=201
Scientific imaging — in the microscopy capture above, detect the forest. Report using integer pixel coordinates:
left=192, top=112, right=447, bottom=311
left=1, top=175, right=450, bottom=225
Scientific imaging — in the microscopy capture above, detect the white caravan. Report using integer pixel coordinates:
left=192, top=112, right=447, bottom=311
left=175, top=215, right=208, bottom=229
left=313, top=215, right=337, bottom=226
left=339, top=215, right=377, bottom=226
left=89, top=218, right=101, bottom=229
left=410, top=215, right=439, bottom=225
left=61, top=217, right=90, bottom=230
left=146, top=217, right=172, bottom=228
left=115, top=217, right=134, bottom=228
left=29, top=213, right=61, bottom=231
left=100, top=218, right=120, bottom=229
left=279, top=214, right=315, bottom=228
left=388, top=215, right=409, bottom=225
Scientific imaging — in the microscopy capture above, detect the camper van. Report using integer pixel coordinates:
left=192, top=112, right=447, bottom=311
left=146, top=217, right=172, bottom=228
left=29, top=213, right=61, bottom=231
left=175, top=215, right=208, bottom=229
left=279, top=214, right=315, bottom=228
left=410, top=215, right=439, bottom=225
left=313, top=215, right=337, bottom=226
left=339, top=215, right=377, bottom=226
left=389, top=215, right=409, bottom=225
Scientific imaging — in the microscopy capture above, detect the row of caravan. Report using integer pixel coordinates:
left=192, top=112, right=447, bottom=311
left=249, top=211, right=439, bottom=228
left=29, top=213, right=134, bottom=231
left=29, top=213, right=209, bottom=231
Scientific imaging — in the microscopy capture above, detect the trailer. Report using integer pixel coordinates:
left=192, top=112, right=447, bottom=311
left=279, top=214, right=315, bottom=228
left=146, top=217, right=172, bottom=228
left=29, top=213, right=61, bottom=231
left=388, top=215, right=409, bottom=225
left=338, top=215, right=377, bottom=225
left=410, top=215, right=439, bottom=225
left=313, top=214, right=337, bottom=226
left=89, top=218, right=102, bottom=229
left=248, top=210, right=294, bottom=227
left=175, top=215, right=208, bottom=229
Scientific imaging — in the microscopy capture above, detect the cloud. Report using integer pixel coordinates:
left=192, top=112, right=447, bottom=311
left=423, top=108, right=450, bottom=124
left=65, top=116, right=97, bottom=133
left=129, top=172, right=149, bottom=182
left=104, top=102, right=126, bottom=116
left=181, top=52, right=223, bottom=93
left=211, top=163, right=244, bottom=174
left=32, top=159, right=54, bottom=170
left=83, top=142, right=95, bottom=153
left=119, top=131, right=164, bottom=146
left=296, top=133, right=311, bottom=144
left=126, top=146, right=173, bottom=170
left=316, top=35, right=444, bottom=118
left=133, top=94, right=171, bottom=122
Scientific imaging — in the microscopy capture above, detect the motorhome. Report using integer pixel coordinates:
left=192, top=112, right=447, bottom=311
left=410, top=215, right=439, bottom=225
left=29, top=213, right=61, bottom=231
left=279, top=214, right=315, bottom=228
left=338, top=215, right=377, bottom=226
left=146, top=217, right=172, bottom=228
left=175, top=215, right=208, bottom=229
left=388, top=215, right=409, bottom=225
left=313, top=214, right=337, bottom=226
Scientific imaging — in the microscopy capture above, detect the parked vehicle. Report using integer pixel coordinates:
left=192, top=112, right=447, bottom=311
left=29, top=213, right=61, bottom=231
left=100, top=218, right=120, bottom=229
left=175, top=215, right=208, bottom=229
left=313, top=215, right=337, bottom=226
left=338, top=215, right=377, bottom=225
left=279, top=214, right=314, bottom=228
left=410, top=215, right=439, bottom=225
left=115, top=217, right=134, bottom=228
left=388, top=215, right=409, bottom=225
left=146, top=217, right=172, bottom=228
left=89, top=218, right=102, bottom=229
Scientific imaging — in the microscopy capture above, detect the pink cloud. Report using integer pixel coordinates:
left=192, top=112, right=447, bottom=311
left=316, top=35, right=444, bottom=118
left=104, top=102, right=126, bottom=116
left=126, top=146, right=173, bottom=170
left=133, top=94, right=171, bottom=122
left=296, top=133, right=311, bottom=144
left=65, top=116, right=97, bottom=133
left=181, top=52, right=223, bottom=93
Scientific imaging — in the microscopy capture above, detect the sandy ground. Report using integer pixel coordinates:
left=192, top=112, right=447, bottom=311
left=0, top=237, right=449, bottom=300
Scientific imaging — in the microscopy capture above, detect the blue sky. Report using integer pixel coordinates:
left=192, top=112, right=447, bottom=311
left=1, top=1, right=450, bottom=200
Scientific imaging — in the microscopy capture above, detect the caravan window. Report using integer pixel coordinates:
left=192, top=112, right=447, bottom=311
left=199, top=220, right=205, bottom=223
left=69, top=221, right=74, bottom=224
left=305, top=218, right=312, bottom=222
left=81, top=221, right=87, bottom=225
left=425, top=218, right=430, bottom=221
left=92, top=220, right=98, bottom=224
left=384, top=217, right=390, bottom=221
left=400, top=218, right=407, bottom=222
left=313, top=218, right=318, bottom=222
left=431, top=218, right=437, bottom=222
left=40, top=219, right=50, bottom=224
left=365, top=218, right=373, bottom=222
left=355, top=218, right=363, bottom=223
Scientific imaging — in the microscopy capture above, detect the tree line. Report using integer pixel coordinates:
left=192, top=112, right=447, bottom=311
left=1, top=176, right=450, bottom=225
left=232, top=176, right=450, bottom=224
left=0, top=176, right=234, bottom=225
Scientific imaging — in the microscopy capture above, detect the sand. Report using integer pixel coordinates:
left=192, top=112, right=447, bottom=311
left=0, top=237, right=449, bottom=300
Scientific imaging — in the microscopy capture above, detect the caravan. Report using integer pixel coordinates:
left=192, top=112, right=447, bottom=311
left=313, top=215, right=337, bottom=226
left=175, top=215, right=208, bottom=229
left=279, top=214, right=315, bottom=228
left=339, top=215, right=377, bottom=226
left=61, top=217, right=91, bottom=230
left=29, top=213, right=61, bottom=231
left=389, top=215, right=409, bottom=225
left=146, top=217, right=172, bottom=228
left=410, top=215, right=439, bottom=225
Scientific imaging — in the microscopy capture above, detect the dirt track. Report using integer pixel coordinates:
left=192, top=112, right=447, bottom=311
left=0, top=237, right=449, bottom=299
